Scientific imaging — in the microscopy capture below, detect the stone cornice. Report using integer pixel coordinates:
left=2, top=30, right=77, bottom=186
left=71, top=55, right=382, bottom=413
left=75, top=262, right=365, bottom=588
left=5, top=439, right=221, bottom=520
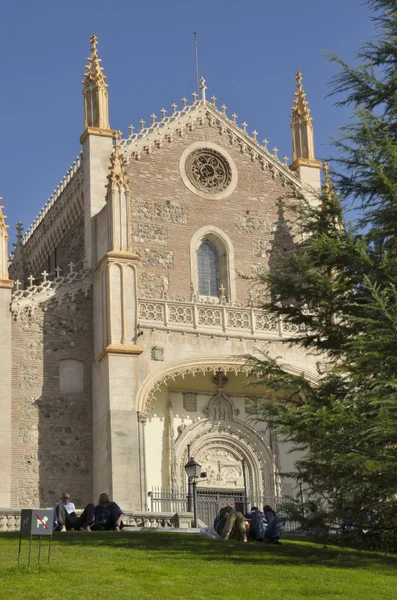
left=80, top=127, right=115, bottom=144
left=97, top=250, right=140, bottom=269
left=290, top=157, right=322, bottom=170
left=0, top=278, right=13, bottom=289
left=10, top=269, right=92, bottom=320
left=96, top=343, right=143, bottom=363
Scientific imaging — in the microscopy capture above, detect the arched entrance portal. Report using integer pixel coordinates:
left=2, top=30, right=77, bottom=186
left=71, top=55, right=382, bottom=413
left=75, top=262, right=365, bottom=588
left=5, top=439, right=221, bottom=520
left=174, top=418, right=277, bottom=524
left=141, top=361, right=283, bottom=521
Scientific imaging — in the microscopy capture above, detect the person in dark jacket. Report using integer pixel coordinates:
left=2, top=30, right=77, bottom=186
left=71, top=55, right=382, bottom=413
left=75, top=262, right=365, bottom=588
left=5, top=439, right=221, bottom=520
left=93, top=493, right=124, bottom=531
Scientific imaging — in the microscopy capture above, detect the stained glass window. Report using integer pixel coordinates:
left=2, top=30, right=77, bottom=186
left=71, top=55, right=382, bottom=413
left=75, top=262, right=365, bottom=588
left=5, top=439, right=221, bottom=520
left=198, top=240, right=220, bottom=296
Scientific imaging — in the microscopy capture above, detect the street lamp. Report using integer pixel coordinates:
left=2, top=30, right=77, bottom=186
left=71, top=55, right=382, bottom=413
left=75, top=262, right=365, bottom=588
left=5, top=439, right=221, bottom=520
left=185, top=457, right=201, bottom=528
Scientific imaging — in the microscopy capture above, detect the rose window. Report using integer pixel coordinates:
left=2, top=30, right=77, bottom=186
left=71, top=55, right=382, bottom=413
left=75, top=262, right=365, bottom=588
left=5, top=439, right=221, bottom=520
left=185, top=148, right=232, bottom=194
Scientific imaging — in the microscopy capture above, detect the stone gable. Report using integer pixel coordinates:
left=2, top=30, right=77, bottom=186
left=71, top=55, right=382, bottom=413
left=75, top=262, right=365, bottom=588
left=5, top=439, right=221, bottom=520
left=126, top=120, right=295, bottom=303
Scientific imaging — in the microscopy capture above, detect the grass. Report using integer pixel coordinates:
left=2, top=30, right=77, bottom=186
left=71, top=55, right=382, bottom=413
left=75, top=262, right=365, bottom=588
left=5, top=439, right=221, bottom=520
left=0, top=531, right=396, bottom=600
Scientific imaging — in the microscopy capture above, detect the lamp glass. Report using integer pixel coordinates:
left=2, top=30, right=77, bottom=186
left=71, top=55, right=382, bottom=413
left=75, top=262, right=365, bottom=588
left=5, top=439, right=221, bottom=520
left=184, top=457, right=201, bottom=479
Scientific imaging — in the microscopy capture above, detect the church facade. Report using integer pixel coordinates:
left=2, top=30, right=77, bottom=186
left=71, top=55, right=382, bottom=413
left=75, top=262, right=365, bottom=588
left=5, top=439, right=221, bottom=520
left=0, top=37, right=323, bottom=512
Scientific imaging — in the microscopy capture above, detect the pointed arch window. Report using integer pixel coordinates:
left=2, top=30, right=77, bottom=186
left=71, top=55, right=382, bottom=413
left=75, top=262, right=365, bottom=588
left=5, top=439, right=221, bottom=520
left=198, top=240, right=220, bottom=297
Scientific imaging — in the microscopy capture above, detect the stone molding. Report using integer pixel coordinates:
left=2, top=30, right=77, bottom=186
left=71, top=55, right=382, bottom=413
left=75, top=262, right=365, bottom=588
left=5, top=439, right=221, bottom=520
left=96, top=343, right=143, bottom=363
left=11, top=268, right=92, bottom=320
left=136, top=356, right=320, bottom=414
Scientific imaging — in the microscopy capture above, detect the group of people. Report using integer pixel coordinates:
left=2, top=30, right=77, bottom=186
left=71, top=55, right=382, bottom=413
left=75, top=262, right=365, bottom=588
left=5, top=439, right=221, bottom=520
left=54, top=492, right=124, bottom=532
left=213, top=504, right=284, bottom=543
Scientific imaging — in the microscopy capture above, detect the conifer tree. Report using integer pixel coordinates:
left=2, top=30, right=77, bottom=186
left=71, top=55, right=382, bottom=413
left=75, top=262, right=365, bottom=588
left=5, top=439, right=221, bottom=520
left=248, top=0, right=397, bottom=543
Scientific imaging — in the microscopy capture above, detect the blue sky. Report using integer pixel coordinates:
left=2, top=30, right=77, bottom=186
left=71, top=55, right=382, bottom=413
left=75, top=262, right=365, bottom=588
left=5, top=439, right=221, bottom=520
left=0, top=0, right=374, bottom=243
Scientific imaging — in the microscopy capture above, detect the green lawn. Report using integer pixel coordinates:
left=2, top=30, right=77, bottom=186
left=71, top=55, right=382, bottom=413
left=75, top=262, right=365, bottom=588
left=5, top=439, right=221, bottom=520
left=0, top=531, right=396, bottom=600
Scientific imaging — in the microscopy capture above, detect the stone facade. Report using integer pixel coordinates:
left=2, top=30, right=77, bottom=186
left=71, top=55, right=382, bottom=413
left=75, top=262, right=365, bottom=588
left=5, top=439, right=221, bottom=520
left=11, top=287, right=93, bottom=508
left=0, top=40, right=324, bottom=513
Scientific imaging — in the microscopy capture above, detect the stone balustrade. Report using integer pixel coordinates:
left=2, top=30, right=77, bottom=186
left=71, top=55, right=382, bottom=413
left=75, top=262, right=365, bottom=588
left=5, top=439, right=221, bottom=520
left=139, top=297, right=300, bottom=340
left=0, top=510, right=193, bottom=532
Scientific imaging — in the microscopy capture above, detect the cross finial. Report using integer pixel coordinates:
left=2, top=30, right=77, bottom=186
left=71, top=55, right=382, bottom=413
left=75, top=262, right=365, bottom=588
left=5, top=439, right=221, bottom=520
left=231, top=113, right=238, bottom=124
left=273, top=147, right=279, bottom=158
left=150, top=113, right=157, bottom=124
left=283, top=155, right=289, bottom=166
left=129, top=124, right=134, bottom=135
left=192, top=92, right=198, bottom=102
left=181, top=97, right=188, bottom=107
left=263, top=139, right=269, bottom=150
left=28, top=275, right=35, bottom=287
left=14, top=280, right=21, bottom=291
left=210, top=95, right=216, bottom=106
left=160, top=108, right=167, bottom=119
left=252, top=130, right=258, bottom=141
left=68, top=262, right=75, bottom=274
left=221, top=104, right=227, bottom=114
left=139, top=119, right=146, bottom=131
left=41, top=271, right=48, bottom=283
left=241, top=121, right=248, bottom=132
left=171, top=103, right=178, bottom=113
left=199, top=77, right=207, bottom=101
left=55, top=266, right=62, bottom=279
left=89, top=34, right=98, bottom=54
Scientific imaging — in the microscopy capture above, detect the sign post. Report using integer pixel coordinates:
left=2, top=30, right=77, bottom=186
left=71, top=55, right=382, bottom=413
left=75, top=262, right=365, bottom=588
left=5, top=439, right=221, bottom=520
left=18, top=509, right=54, bottom=567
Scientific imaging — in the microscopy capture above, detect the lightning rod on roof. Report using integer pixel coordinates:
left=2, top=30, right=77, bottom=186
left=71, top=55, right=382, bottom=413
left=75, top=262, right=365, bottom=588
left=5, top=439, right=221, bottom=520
left=194, top=31, right=199, bottom=96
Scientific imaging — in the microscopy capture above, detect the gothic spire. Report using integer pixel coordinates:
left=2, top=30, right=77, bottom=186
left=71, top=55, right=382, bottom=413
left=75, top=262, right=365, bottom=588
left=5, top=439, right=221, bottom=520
left=107, top=132, right=128, bottom=192
left=82, top=35, right=110, bottom=130
left=290, top=72, right=317, bottom=165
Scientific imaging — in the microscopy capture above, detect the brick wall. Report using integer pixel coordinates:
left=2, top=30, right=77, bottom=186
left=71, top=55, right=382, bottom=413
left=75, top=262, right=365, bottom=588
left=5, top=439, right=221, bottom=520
left=126, top=121, right=295, bottom=304
left=11, top=289, right=93, bottom=508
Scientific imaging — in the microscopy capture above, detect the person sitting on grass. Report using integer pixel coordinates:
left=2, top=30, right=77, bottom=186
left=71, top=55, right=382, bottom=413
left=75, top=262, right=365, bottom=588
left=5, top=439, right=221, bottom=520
left=247, top=505, right=284, bottom=544
left=220, top=506, right=248, bottom=542
left=93, top=493, right=124, bottom=531
left=54, top=492, right=95, bottom=532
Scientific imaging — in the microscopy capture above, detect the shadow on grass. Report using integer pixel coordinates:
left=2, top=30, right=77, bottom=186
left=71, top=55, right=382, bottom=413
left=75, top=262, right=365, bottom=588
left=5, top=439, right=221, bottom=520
left=2, top=531, right=397, bottom=572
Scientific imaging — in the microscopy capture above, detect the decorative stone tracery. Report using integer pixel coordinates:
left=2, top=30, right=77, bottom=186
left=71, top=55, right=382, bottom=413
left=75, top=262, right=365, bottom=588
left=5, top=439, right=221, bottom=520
left=185, top=148, right=232, bottom=194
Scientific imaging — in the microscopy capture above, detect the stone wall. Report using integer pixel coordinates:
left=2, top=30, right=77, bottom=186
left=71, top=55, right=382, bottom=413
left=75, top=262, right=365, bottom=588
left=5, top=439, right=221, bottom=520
left=57, top=215, right=85, bottom=273
left=11, top=288, right=93, bottom=508
left=126, top=120, right=295, bottom=304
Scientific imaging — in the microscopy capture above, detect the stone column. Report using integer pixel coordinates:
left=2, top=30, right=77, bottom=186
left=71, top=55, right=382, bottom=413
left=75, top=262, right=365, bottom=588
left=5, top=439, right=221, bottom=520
left=92, top=251, right=143, bottom=510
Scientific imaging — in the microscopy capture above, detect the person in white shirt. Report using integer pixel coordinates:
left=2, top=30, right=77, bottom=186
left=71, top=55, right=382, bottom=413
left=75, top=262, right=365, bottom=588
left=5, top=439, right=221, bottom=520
left=53, top=492, right=95, bottom=532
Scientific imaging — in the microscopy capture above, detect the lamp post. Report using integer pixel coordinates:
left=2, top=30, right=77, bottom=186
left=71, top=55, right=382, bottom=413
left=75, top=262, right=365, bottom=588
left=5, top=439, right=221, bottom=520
left=186, top=444, right=193, bottom=512
left=184, top=457, right=202, bottom=528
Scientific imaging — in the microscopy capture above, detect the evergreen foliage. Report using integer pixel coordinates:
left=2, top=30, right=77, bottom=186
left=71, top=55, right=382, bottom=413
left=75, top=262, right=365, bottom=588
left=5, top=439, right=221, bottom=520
left=247, top=0, right=397, bottom=546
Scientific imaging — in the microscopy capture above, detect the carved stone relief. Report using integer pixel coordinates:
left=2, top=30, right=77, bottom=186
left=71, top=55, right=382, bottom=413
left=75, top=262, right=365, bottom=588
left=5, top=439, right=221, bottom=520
left=251, top=263, right=267, bottom=278
left=151, top=346, right=164, bottom=361
left=183, top=392, right=197, bottom=412
left=131, top=200, right=187, bottom=224
left=252, top=239, right=272, bottom=258
left=132, top=222, right=167, bottom=245
left=134, top=248, right=174, bottom=269
left=234, top=212, right=273, bottom=235
left=195, top=447, right=244, bottom=489
left=204, top=391, right=234, bottom=421
left=138, top=272, right=168, bottom=298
